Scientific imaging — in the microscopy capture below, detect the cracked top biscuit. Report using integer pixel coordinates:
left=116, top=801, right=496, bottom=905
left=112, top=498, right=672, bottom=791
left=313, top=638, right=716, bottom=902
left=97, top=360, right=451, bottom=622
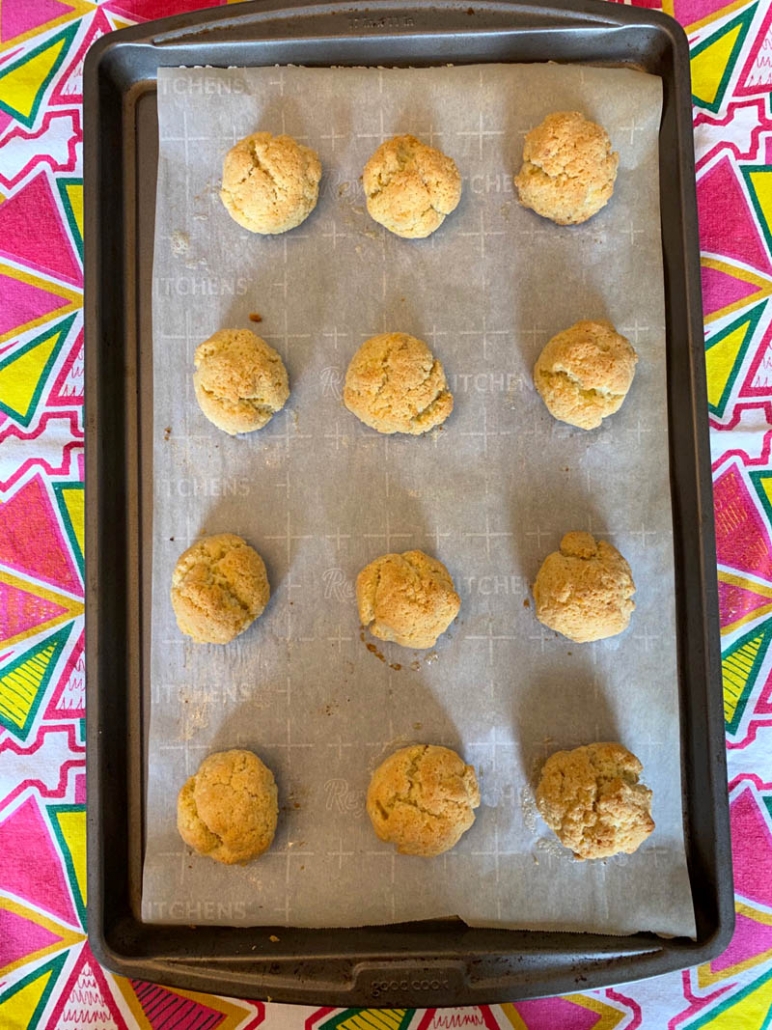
left=171, top=533, right=270, bottom=645
left=362, top=135, right=462, bottom=239
left=515, top=111, right=619, bottom=226
left=536, top=742, right=654, bottom=860
left=220, top=132, right=322, bottom=234
left=177, top=749, right=279, bottom=864
left=344, top=332, right=453, bottom=435
left=193, top=328, right=290, bottom=436
left=357, top=549, right=460, bottom=650
left=533, top=531, right=635, bottom=643
left=534, top=319, right=637, bottom=430
left=366, top=744, right=480, bottom=856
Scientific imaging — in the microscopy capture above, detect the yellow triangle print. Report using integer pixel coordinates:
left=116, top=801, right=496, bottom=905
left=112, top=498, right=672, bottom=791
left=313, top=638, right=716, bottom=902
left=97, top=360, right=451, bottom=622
left=706, top=320, right=752, bottom=409
left=0, top=636, right=59, bottom=730
left=112, top=977, right=255, bottom=1030
left=54, top=809, right=87, bottom=911
left=64, top=183, right=83, bottom=242
left=0, top=328, right=60, bottom=421
left=338, top=1013, right=408, bottom=1030
left=59, top=487, right=84, bottom=562
left=723, top=632, right=763, bottom=724
left=696, top=968, right=772, bottom=1027
left=0, top=895, right=83, bottom=979
left=0, top=36, right=68, bottom=121
left=0, top=969, right=53, bottom=1030
left=691, top=22, right=742, bottom=107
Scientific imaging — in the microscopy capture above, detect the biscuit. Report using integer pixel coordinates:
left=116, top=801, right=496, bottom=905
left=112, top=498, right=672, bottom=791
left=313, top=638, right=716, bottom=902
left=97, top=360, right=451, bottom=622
left=534, top=320, right=637, bottom=430
left=171, top=533, right=270, bottom=645
left=533, top=531, right=635, bottom=643
left=344, top=332, right=453, bottom=435
left=536, top=742, right=654, bottom=860
left=220, top=132, right=322, bottom=234
left=193, top=328, right=290, bottom=436
left=515, top=111, right=619, bottom=226
left=367, top=744, right=480, bottom=856
left=177, top=749, right=279, bottom=864
left=357, top=550, right=461, bottom=649
left=363, top=135, right=462, bottom=239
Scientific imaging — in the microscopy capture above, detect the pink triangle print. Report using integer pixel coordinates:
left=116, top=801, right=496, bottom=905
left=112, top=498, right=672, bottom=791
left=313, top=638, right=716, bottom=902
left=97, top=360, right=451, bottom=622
left=742, top=320, right=772, bottom=396
left=737, top=2, right=772, bottom=96
left=0, top=0, right=74, bottom=44
left=48, top=327, right=83, bottom=406
left=45, top=629, right=84, bottom=719
left=0, top=476, right=82, bottom=596
left=129, top=979, right=226, bottom=1028
left=510, top=996, right=603, bottom=1029
left=698, top=156, right=772, bottom=276
left=50, top=10, right=113, bottom=107
left=49, top=944, right=128, bottom=1030
left=0, top=272, right=71, bottom=339
left=0, top=580, right=67, bottom=643
left=104, top=0, right=229, bottom=20
left=0, top=797, right=77, bottom=926
left=718, top=579, right=772, bottom=628
left=711, top=909, right=772, bottom=974
left=670, top=0, right=735, bottom=29
left=0, top=905, right=63, bottom=968
left=714, top=464, right=772, bottom=579
left=0, top=174, right=81, bottom=287
left=701, top=264, right=761, bottom=318
left=731, top=785, right=772, bottom=908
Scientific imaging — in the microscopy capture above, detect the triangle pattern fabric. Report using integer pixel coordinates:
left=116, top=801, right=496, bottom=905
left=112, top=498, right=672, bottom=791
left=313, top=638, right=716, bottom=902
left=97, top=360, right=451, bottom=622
left=691, top=5, right=755, bottom=112
left=732, top=784, right=772, bottom=906
left=697, top=155, right=772, bottom=276
left=741, top=318, right=772, bottom=395
left=0, top=23, right=78, bottom=128
left=0, top=0, right=90, bottom=50
left=44, top=627, right=84, bottom=718
left=718, top=577, right=772, bottom=631
left=0, top=906, right=63, bottom=976
left=705, top=302, right=765, bottom=415
left=55, top=178, right=83, bottom=259
left=743, top=165, right=772, bottom=263
left=50, top=10, right=112, bottom=107
left=46, top=946, right=128, bottom=1030
left=0, top=624, right=71, bottom=738
left=47, top=325, right=83, bottom=406
left=104, top=0, right=229, bottom=20
left=737, top=0, right=772, bottom=94
left=0, top=571, right=83, bottom=650
left=0, top=173, right=82, bottom=285
left=0, top=315, right=73, bottom=426
left=723, top=623, right=772, bottom=732
left=47, top=805, right=87, bottom=929
left=0, top=261, right=81, bottom=344
left=52, top=482, right=84, bottom=577
left=0, top=952, right=67, bottom=1030
left=130, top=979, right=230, bottom=1028
left=715, top=463, right=772, bottom=580
left=0, top=796, right=79, bottom=927
left=705, top=909, right=772, bottom=978
left=701, top=261, right=764, bottom=318
left=0, top=474, right=82, bottom=595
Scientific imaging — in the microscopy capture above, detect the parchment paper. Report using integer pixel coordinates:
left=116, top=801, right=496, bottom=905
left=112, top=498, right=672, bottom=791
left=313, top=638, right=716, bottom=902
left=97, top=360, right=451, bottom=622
left=143, top=63, right=696, bottom=937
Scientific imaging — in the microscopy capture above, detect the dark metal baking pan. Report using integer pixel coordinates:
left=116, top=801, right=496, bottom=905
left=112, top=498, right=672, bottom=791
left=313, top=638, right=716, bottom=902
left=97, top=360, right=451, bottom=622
left=84, top=0, right=733, bottom=1006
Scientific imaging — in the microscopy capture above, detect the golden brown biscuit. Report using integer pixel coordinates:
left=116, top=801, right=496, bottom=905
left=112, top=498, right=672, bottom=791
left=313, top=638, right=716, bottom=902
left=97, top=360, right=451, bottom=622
left=344, top=332, right=453, bottom=435
left=177, top=749, right=279, bottom=864
left=220, top=132, right=321, bottom=234
left=533, top=531, right=635, bottom=643
left=536, top=742, right=654, bottom=860
left=367, top=744, right=480, bottom=856
left=171, top=533, right=270, bottom=645
left=357, top=550, right=460, bottom=649
left=515, top=111, right=619, bottom=225
left=534, top=320, right=637, bottom=430
left=193, top=328, right=289, bottom=436
left=363, top=135, right=462, bottom=239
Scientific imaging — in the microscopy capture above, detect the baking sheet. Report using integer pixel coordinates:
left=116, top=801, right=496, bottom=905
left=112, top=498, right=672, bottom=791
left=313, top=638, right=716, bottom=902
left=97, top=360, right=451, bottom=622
left=143, top=62, right=696, bottom=937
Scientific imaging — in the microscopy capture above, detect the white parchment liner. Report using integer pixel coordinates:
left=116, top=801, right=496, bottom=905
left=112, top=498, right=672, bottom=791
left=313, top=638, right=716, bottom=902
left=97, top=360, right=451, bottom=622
left=143, top=63, right=695, bottom=937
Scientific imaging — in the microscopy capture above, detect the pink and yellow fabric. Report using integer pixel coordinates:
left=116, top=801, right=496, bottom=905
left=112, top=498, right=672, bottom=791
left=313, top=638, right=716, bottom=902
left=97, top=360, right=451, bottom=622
left=0, top=0, right=770, bottom=1026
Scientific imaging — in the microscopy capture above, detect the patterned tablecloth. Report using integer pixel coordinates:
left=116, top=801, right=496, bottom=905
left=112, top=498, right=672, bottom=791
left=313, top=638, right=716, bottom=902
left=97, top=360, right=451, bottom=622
left=0, top=0, right=770, bottom=1026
